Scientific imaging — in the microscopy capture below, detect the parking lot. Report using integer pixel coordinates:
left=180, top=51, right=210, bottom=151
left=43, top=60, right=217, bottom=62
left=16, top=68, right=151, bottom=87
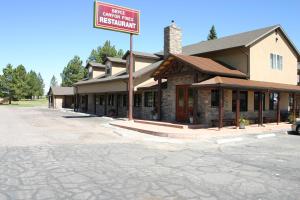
left=0, top=106, right=300, bottom=200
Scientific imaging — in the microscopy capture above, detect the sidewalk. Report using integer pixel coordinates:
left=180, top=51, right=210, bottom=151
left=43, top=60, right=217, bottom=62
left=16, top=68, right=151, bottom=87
left=110, top=120, right=291, bottom=140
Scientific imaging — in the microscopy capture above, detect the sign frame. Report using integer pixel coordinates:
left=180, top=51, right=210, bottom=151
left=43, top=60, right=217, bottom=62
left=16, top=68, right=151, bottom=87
left=94, top=1, right=140, bottom=35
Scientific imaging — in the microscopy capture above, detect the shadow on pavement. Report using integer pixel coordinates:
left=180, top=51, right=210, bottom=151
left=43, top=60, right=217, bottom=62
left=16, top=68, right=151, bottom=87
left=287, top=131, right=299, bottom=136
left=62, top=116, right=98, bottom=119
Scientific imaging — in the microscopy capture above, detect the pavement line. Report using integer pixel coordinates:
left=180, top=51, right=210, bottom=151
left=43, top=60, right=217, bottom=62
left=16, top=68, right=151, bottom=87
left=216, top=137, right=243, bottom=144
left=256, top=133, right=276, bottom=139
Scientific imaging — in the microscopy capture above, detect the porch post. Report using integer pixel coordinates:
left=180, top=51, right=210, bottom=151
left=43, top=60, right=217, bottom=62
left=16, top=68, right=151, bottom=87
left=193, top=72, right=199, bottom=124
left=277, top=92, right=281, bottom=125
left=157, top=77, right=162, bottom=121
left=104, top=93, right=108, bottom=116
left=236, top=89, right=240, bottom=128
left=94, top=94, right=97, bottom=114
left=218, top=87, right=224, bottom=129
left=258, top=92, right=263, bottom=126
left=293, top=93, right=296, bottom=122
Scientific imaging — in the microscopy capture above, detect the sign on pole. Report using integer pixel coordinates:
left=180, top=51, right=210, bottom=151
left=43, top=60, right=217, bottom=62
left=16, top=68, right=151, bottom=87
left=93, top=1, right=139, bottom=120
left=94, top=1, right=140, bottom=35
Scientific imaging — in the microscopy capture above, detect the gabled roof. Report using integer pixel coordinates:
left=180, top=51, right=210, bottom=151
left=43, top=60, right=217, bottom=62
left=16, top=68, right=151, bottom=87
left=156, top=25, right=300, bottom=58
left=48, top=86, right=74, bottom=96
left=192, top=76, right=300, bottom=92
left=85, top=61, right=106, bottom=69
left=152, top=54, right=246, bottom=78
left=122, top=50, right=161, bottom=60
left=103, top=57, right=126, bottom=64
left=74, top=60, right=163, bottom=86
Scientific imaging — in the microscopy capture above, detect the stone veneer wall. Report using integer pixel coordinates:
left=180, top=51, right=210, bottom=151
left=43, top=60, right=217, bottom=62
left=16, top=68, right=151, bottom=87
left=161, top=74, right=194, bottom=121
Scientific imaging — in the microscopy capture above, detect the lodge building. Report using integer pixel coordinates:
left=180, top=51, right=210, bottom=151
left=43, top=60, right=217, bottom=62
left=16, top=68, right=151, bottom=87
left=71, top=22, right=300, bottom=128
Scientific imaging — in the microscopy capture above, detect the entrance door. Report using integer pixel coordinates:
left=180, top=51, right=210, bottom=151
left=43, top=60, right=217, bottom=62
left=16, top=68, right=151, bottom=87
left=176, top=85, right=193, bottom=122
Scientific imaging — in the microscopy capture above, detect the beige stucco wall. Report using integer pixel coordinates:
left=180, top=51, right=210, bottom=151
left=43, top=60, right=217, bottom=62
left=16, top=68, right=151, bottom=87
left=250, top=31, right=298, bottom=84
left=134, top=57, right=158, bottom=72
left=77, top=80, right=127, bottom=94
left=112, top=63, right=126, bottom=76
left=93, top=68, right=105, bottom=78
left=280, top=92, right=289, bottom=111
left=54, top=96, right=63, bottom=109
left=200, top=48, right=249, bottom=75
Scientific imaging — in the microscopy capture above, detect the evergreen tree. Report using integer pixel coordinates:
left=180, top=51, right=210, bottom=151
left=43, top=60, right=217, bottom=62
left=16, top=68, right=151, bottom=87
left=13, top=65, right=28, bottom=99
left=207, top=25, right=218, bottom=40
left=88, top=40, right=124, bottom=63
left=50, top=75, right=58, bottom=87
left=26, top=70, right=39, bottom=99
left=0, top=64, right=15, bottom=104
left=61, top=56, right=86, bottom=87
left=37, top=73, right=44, bottom=98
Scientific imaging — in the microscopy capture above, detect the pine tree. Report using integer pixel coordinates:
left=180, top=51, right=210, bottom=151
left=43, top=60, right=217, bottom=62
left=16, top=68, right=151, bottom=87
left=207, top=25, right=218, bottom=40
left=88, top=40, right=124, bottom=63
left=50, top=75, right=58, bottom=87
left=37, top=73, right=44, bottom=98
left=61, top=56, right=86, bottom=87
left=1, top=64, right=15, bottom=103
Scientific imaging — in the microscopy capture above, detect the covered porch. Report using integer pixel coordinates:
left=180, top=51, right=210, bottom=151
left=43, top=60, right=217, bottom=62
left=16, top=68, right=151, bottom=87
left=191, top=76, right=300, bottom=129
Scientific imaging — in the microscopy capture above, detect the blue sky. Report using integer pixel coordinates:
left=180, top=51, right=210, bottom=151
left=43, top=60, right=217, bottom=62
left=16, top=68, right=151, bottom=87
left=0, top=0, right=299, bottom=92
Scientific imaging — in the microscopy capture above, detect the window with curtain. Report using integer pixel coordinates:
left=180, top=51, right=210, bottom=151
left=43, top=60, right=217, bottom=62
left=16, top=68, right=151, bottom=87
left=269, top=92, right=278, bottom=110
left=108, top=94, right=114, bottom=106
left=270, top=53, right=283, bottom=70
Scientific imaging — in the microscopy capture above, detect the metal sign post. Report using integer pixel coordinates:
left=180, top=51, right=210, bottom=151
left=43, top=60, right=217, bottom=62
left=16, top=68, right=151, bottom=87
left=128, top=33, right=133, bottom=120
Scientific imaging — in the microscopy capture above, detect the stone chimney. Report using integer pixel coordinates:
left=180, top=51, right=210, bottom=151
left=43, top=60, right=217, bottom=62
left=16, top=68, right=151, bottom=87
left=164, top=20, right=182, bottom=59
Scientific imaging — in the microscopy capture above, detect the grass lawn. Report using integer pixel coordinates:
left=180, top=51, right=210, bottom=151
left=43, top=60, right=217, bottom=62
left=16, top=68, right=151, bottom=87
left=2, top=98, right=48, bottom=107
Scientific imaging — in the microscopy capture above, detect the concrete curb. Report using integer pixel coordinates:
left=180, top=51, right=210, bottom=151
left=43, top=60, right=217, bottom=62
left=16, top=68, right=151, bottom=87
left=216, top=137, right=243, bottom=144
left=256, top=133, right=276, bottom=139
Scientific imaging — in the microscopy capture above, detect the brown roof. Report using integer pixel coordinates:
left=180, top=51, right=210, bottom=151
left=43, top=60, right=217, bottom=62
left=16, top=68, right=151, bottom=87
left=48, top=87, right=74, bottom=96
left=137, top=79, right=167, bottom=90
left=152, top=54, right=246, bottom=78
left=192, top=76, right=300, bottom=92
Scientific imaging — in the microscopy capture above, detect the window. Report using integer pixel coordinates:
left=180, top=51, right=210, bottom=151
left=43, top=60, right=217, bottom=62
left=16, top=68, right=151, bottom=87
left=254, top=92, right=266, bottom=111
left=122, top=94, right=127, bottom=107
left=270, top=53, right=283, bottom=70
left=95, top=95, right=104, bottom=106
left=134, top=94, right=142, bottom=107
left=108, top=94, right=114, bottom=106
left=232, top=91, right=248, bottom=112
left=269, top=92, right=278, bottom=110
left=144, top=92, right=154, bottom=107
left=211, top=90, right=219, bottom=107
left=100, top=95, right=104, bottom=106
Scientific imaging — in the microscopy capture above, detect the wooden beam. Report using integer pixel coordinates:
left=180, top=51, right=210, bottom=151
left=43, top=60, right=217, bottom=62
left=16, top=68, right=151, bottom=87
left=94, top=94, right=97, bottom=114
left=218, top=87, right=224, bottom=129
left=293, top=93, right=296, bottom=122
left=104, top=94, right=108, bottom=116
left=258, top=92, right=263, bottom=126
left=277, top=93, right=280, bottom=125
left=157, top=77, right=162, bottom=121
left=236, top=89, right=240, bottom=128
left=193, top=72, right=199, bottom=124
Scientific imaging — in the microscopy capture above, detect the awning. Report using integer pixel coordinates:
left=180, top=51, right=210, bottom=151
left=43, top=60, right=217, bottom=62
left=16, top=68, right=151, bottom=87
left=192, top=76, right=300, bottom=93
